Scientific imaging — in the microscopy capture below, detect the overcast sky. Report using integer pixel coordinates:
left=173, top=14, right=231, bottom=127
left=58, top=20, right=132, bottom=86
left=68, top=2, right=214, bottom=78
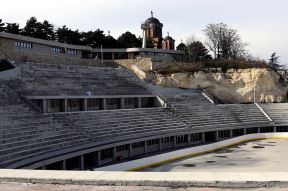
left=1, top=0, right=288, bottom=64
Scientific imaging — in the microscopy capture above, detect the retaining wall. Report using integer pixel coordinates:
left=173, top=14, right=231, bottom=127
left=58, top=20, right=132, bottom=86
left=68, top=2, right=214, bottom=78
left=96, top=132, right=288, bottom=171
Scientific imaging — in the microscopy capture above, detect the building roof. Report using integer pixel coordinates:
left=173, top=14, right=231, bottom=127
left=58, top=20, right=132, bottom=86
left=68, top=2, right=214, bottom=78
left=144, top=17, right=162, bottom=26
left=164, top=36, right=174, bottom=41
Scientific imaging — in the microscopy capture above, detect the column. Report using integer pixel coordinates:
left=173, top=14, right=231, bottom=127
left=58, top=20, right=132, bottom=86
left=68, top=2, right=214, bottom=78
left=42, top=99, right=47, bottom=113
left=215, top=131, right=219, bottom=142
left=229, top=129, right=233, bottom=138
left=80, top=155, right=84, bottom=170
left=112, top=52, right=115, bottom=60
left=101, top=98, right=107, bottom=110
left=137, top=97, right=142, bottom=108
left=113, top=147, right=117, bottom=161
left=257, top=127, right=261, bottom=133
left=120, top=98, right=125, bottom=109
left=187, top=134, right=191, bottom=145
left=62, top=159, right=66, bottom=170
left=64, top=99, right=68, bottom=112
left=83, top=98, right=88, bottom=111
left=96, top=151, right=101, bottom=167
left=144, top=141, right=148, bottom=154
left=273, top=126, right=277, bottom=132
left=173, top=136, right=177, bottom=148
left=201, top=132, right=205, bottom=143
left=159, top=138, right=162, bottom=150
left=243, top=128, right=247, bottom=135
left=129, top=144, right=133, bottom=157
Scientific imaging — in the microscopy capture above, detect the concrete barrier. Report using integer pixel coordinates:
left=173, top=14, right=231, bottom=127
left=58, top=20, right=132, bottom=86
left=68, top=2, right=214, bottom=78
left=96, top=132, right=288, bottom=171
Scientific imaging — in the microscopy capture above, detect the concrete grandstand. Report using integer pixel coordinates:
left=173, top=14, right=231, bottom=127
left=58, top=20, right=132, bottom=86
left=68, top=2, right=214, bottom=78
left=0, top=57, right=288, bottom=172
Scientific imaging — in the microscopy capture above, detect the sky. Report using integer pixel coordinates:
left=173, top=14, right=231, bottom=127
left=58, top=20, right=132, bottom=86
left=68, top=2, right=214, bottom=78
left=1, top=0, right=288, bottom=64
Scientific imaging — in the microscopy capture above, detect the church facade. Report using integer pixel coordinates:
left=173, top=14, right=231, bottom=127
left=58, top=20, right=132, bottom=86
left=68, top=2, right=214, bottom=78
left=141, top=12, right=175, bottom=50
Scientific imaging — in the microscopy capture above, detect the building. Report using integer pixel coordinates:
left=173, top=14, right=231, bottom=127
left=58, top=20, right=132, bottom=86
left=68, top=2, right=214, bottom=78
left=141, top=12, right=175, bottom=50
left=0, top=32, right=183, bottom=63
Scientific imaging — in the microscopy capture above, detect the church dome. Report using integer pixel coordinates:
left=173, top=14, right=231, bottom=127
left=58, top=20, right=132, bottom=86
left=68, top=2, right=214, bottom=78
left=144, top=17, right=161, bottom=25
left=164, top=36, right=174, bottom=41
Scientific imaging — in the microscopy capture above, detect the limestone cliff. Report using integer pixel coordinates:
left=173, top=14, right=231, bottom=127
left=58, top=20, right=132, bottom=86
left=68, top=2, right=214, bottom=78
left=126, top=58, right=288, bottom=103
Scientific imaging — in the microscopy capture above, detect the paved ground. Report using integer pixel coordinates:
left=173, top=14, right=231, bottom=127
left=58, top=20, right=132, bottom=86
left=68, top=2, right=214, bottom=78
left=0, top=182, right=288, bottom=191
left=142, top=139, right=288, bottom=172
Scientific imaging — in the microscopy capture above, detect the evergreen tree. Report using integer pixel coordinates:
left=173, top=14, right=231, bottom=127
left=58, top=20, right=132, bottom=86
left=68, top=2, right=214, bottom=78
left=82, top=29, right=106, bottom=48
left=117, top=31, right=141, bottom=48
left=56, top=26, right=82, bottom=45
left=5, top=23, right=21, bottom=34
left=269, top=53, right=284, bottom=72
left=0, top=19, right=5, bottom=32
left=187, top=41, right=210, bottom=62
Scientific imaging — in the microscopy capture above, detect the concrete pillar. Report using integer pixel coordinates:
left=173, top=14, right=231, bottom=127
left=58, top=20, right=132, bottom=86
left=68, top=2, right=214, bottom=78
left=144, top=141, right=148, bottom=154
left=113, top=147, right=117, bottom=161
left=173, top=136, right=177, bottom=147
left=62, top=159, right=66, bottom=170
left=120, top=98, right=125, bottom=109
left=129, top=144, right=133, bottom=157
left=101, top=98, right=107, bottom=110
left=112, top=52, right=115, bottom=60
left=243, top=128, right=247, bottom=135
left=80, top=155, right=84, bottom=170
left=201, top=133, right=205, bottom=143
left=83, top=98, right=88, bottom=111
left=215, top=131, right=219, bottom=142
left=137, top=97, right=142, bottom=108
left=42, top=99, right=47, bottom=113
left=96, top=151, right=101, bottom=167
left=273, top=126, right=277, bottom=132
left=64, top=99, right=68, bottom=112
left=230, top=129, right=234, bottom=137
left=159, top=138, right=162, bottom=150
left=187, top=134, right=191, bottom=145
left=257, top=127, right=261, bottom=133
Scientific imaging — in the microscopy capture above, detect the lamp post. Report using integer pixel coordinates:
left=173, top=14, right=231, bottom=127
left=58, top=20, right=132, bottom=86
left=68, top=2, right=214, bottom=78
left=253, top=61, right=256, bottom=103
left=101, top=45, right=103, bottom=65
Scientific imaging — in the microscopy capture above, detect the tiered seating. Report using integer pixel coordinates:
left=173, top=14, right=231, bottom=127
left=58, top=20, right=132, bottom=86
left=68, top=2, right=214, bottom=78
left=260, top=103, right=288, bottom=125
left=153, top=86, right=271, bottom=131
left=9, top=62, right=150, bottom=96
left=52, top=108, right=189, bottom=142
left=0, top=82, right=92, bottom=167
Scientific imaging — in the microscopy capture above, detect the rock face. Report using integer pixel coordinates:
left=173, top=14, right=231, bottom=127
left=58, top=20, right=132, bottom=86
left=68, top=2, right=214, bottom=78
left=156, top=68, right=288, bottom=103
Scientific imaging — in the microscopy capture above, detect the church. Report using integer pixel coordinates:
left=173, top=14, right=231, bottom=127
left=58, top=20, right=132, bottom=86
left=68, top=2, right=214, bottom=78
left=141, top=12, right=175, bottom=50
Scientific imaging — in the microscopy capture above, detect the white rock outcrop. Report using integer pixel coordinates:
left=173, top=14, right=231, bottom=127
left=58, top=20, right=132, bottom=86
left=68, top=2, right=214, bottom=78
left=156, top=68, right=287, bottom=103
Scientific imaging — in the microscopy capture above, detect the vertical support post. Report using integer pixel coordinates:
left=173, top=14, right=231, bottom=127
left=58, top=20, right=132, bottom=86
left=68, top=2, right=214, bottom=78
left=120, top=98, right=125, bottom=109
left=144, top=141, right=148, bottom=154
left=173, top=136, right=177, bottom=148
left=215, top=131, right=219, bottom=142
left=64, top=99, right=68, bottom=112
left=229, top=129, right=233, bottom=138
left=83, top=98, right=88, bottom=111
left=113, top=147, right=117, bottom=161
left=96, top=151, right=101, bottom=167
left=187, top=134, right=191, bottom=145
left=243, top=128, right=247, bottom=135
left=112, top=52, right=115, bottom=60
left=62, top=159, right=66, bottom=170
left=273, top=126, right=277, bottom=132
left=80, top=155, right=84, bottom=170
left=201, top=132, right=205, bottom=143
left=129, top=144, right=133, bottom=157
left=159, top=138, right=162, bottom=151
left=101, top=98, right=107, bottom=110
left=42, top=99, right=47, bottom=113
left=137, top=97, right=142, bottom=108
left=257, top=127, right=261, bottom=133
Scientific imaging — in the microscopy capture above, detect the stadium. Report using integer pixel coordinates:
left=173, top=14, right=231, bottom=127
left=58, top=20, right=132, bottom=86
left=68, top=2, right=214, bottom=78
left=0, top=13, right=288, bottom=189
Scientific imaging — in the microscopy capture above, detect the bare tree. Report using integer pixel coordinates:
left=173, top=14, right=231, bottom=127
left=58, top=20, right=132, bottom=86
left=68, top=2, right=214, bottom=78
left=203, top=23, right=246, bottom=59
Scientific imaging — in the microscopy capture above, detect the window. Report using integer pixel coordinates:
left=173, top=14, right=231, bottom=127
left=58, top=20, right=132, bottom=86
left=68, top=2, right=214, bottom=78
left=15, top=41, right=33, bottom=49
left=67, top=49, right=77, bottom=55
left=116, top=145, right=129, bottom=152
left=51, top=47, right=65, bottom=53
left=147, top=139, right=159, bottom=145
left=162, top=136, right=173, bottom=143
left=132, top=142, right=144, bottom=148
